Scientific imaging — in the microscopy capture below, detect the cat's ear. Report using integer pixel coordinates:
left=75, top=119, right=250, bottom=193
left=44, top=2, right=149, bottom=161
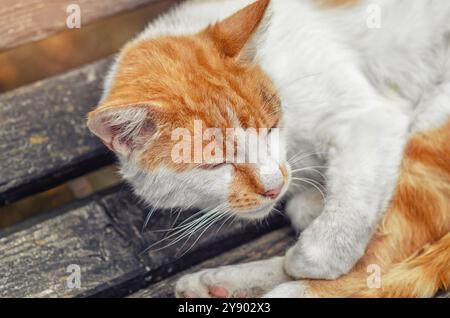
left=87, top=105, right=156, bottom=157
left=204, top=0, right=271, bottom=61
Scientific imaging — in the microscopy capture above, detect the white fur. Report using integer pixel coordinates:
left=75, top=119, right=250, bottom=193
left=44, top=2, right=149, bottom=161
left=99, top=0, right=450, bottom=288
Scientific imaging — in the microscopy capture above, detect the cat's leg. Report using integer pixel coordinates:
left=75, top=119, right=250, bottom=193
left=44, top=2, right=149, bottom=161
left=262, top=281, right=316, bottom=298
left=175, top=257, right=291, bottom=298
left=286, top=187, right=324, bottom=232
left=284, top=106, right=411, bottom=280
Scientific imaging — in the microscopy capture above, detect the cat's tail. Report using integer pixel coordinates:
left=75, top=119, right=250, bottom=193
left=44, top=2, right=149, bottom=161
left=308, top=122, right=450, bottom=298
left=354, top=232, right=450, bottom=298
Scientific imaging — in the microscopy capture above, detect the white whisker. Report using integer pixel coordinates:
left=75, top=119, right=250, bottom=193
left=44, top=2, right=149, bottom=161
left=141, top=197, right=162, bottom=233
left=178, top=210, right=230, bottom=257
left=292, top=177, right=327, bottom=200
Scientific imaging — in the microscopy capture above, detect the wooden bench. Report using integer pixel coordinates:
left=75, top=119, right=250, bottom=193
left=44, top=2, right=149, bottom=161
left=0, top=0, right=289, bottom=298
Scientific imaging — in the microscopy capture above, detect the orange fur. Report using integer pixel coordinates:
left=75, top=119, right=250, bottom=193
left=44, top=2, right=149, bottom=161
left=305, top=122, right=450, bottom=297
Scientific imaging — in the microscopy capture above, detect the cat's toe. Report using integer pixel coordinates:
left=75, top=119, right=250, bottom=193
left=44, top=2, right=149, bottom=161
left=175, top=259, right=287, bottom=298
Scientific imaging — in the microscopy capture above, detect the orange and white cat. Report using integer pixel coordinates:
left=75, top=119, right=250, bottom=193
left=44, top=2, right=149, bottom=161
left=87, top=0, right=450, bottom=297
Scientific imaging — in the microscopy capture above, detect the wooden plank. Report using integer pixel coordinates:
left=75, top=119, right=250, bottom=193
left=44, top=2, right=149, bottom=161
left=129, top=227, right=295, bottom=298
left=0, top=0, right=176, bottom=51
left=0, top=185, right=286, bottom=297
left=0, top=58, right=114, bottom=206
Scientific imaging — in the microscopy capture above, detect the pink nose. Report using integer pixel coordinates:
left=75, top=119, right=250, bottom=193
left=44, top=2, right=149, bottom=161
left=263, top=185, right=283, bottom=200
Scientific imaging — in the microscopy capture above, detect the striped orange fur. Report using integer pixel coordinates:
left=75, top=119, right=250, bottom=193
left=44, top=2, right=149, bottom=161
left=87, top=0, right=283, bottom=212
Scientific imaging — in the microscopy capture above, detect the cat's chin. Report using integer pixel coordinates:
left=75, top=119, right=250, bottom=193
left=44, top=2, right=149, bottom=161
left=235, top=202, right=276, bottom=220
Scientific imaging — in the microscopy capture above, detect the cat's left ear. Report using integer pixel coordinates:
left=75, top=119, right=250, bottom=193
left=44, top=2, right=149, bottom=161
left=204, top=0, right=271, bottom=62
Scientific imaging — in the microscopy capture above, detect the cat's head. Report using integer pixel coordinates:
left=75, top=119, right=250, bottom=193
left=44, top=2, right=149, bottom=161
left=87, top=0, right=290, bottom=219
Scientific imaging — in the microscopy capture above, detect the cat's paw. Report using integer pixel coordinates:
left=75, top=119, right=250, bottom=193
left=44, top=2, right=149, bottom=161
left=262, top=281, right=316, bottom=298
left=175, top=257, right=289, bottom=298
left=284, top=222, right=365, bottom=280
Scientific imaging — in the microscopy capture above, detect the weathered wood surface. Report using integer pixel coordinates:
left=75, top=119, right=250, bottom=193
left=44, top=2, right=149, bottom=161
left=0, top=58, right=115, bottom=206
left=129, top=227, right=295, bottom=298
left=0, top=185, right=286, bottom=298
left=0, top=0, right=177, bottom=51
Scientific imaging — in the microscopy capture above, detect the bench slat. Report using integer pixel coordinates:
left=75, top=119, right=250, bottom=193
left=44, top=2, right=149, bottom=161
left=129, top=227, right=294, bottom=298
left=0, top=58, right=115, bottom=206
left=0, top=185, right=285, bottom=297
left=0, top=0, right=176, bottom=51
